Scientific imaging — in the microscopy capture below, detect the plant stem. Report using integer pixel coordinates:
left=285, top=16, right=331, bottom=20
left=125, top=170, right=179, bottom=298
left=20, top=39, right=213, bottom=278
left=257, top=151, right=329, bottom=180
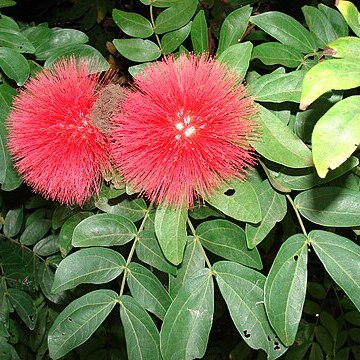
left=187, top=217, right=213, bottom=269
left=149, top=4, right=162, bottom=52
left=286, top=194, right=308, bottom=237
left=119, top=201, right=154, bottom=297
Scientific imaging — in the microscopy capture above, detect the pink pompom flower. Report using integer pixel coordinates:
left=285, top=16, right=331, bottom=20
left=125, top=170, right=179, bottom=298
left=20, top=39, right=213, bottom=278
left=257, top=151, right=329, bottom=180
left=8, top=57, right=114, bottom=206
left=111, top=54, right=258, bottom=207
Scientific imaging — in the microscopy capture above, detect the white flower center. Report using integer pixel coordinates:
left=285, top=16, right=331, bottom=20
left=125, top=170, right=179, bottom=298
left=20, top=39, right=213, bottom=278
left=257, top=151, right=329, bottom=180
left=174, top=111, right=196, bottom=140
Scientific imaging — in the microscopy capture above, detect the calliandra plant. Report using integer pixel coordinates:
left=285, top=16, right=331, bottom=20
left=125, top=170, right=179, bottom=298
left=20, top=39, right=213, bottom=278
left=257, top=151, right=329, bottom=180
left=111, top=54, right=258, bottom=207
left=7, top=57, right=123, bottom=206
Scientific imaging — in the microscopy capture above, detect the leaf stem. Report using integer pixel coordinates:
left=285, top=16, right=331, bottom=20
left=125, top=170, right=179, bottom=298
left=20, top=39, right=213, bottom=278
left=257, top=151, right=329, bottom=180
left=149, top=4, right=162, bottom=52
left=187, top=218, right=213, bottom=269
left=286, top=194, right=308, bottom=237
left=119, top=201, right=154, bottom=297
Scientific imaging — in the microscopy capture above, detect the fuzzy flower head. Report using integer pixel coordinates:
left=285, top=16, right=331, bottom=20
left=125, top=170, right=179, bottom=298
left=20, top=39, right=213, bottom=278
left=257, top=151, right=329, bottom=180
left=111, top=54, right=258, bottom=207
left=8, top=57, right=117, bottom=206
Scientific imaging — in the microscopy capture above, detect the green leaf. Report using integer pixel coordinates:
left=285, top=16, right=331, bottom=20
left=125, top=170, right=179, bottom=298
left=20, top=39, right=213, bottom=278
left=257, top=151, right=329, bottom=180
left=120, top=295, right=161, bottom=360
left=248, top=69, right=306, bottom=103
left=217, top=42, right=252, bottom=80
left=52, top=248, right=125, bottom=293
left=264, top=234, right=308, bottom=346
left=154, top=204, right=187, bottom=265
left=72, top=213, right=137, bottom=247
left=48, top=289, right=118, bottom=359
left=196, top=219, right=262, bottom=269
left=300, top=58, right=360, bottom=110
left=302, top=5, right=339, bottom=46
left=161, top=22, right=191, bottom=55
left=336, top=0, right=360, bottom=38
left=160, top=269, right=214, bottom=360
left=276, top=156, right=359, bottom=191
left=0, top=1, right=17, bottom=9
left=112, top=9, right=153, bottom=38
left=213, top=261, right=287, bottom=359
left=7, top=288, right=37, bottom=330
left=207, top=178, right=262, bottom=223
left=35, top=28, right=88, bottom=59
left=294, top=187, right=360, bottom=227
left=310, top=230, right=360, bottom=312
left=95, top=197, right=147, bottom=222
left=0, top=339, right=20, bottom=360
left=19, top=219, right=51, bottom=246
left=127, top=262, right=172, bottom=320
left=3, top=206, right=23, bottom=238
left=311, top=96, right=360, bottom=178
left=252, top=106, right=313, bottom=168
left=136, top=229, right=177, bottom=275
left=246, top=180, right=287, bottom=249
left=217, top=5, right=252, bottom=54
left=0, top=28, right=35, bottom=53
left=319, top=3, right=348, bottom=38
left=169, top=236, right=205, bottom=298
left=191, top=10, right=208, bottom=54
left=59, top=211, right=93, bottom=257
left=113, top=38, right=161, bottom=62
left=44, top=44, right=109, bottom=72
left=33, top=234, right=59, bottom=256
left=326, top=36, right=360, bottom=59
left=0, top=47, right=29, bottom=85
left=252, top=43, right=303, bottom=68
left=22, top=25, right=52, bottom=53
left=250, top=11, right=318, bottom=54
left=154, top=0, right=197, bottom=34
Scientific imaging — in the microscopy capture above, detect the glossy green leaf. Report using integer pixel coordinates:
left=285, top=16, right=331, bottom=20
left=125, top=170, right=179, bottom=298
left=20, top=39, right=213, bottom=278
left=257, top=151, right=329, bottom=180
left=161, top=22, right=191, bottom=55
left=197, top=219, right=262, bottom=269
left=207, top=178, right=261, bottom=223
left=319, top=3, right=348, bottom=38
left=154, top=204, right=187, bottom=265
left=7, top=288, right=37, bottom=330
left=33, top=234, right=59, bottom=256
left=310, top=230, right=360, bottom=312
left=52, top=248, right=125, bottom=293
left=276, top=156, right=359, bottom=191
left=0, top=339, right=20, bottom=360
left=120, top=295, right=161, bottom=360
left=136, top=229, right=177, bottom=275
left=249, top=69, right=306, bottom=103
left=252, top=42, right=303, bottom=68
left=72, top=213, right=137, bottom=247
left=0, top=27, right=35, bottom=53
left=336, top=0, right=360, bottom=37
left=19, top=219, right=51, bottom=246
left=312, top=96, right=360, bottom=178
left=127, top=262, right=172, bottom=320
left=252, top=106, right=313, bottom=168
left=48, top=289, right=118, bottom=359
left=217, top=5, right=252, bottom=54
left=213, top=261, right=287, bottom=359
left=22, top=25, right=52, bottom=53
left=52, top=205, right=77, bottom=230
left=3, top=206, right=23, bottom=238
left=0, top=47, right=29, bottom=85
left=160, top=269, right=214, bottom=360
left=35, top=28, right=88, bottom=59
left=0, top=1, right=16, bottom=9
left=295, top=187, right=360, bottom=227
left=169, top=236, right=205, bottom=298
left=95, top=197, right=147, bottom=222
left=191, top=10, right=208, bottom=54
left=326, top=36, right=360, bottom=59
left=264, top=234, right=308, bottom=346
left=246, top=180, right=287, bottom=249
left=59, top=211, right=93, bottom=257
left=300, top=58, right=360, bottom=109
left=250, top=11, right=318, bottom=53
left=154, top=0, right=197, bottom=34
left=112, top=9, right=153, bottom=38
left=217, top=42, right=252, bottom=80
left=44, top=44, right=109, bottom=72
left=302, top=5, right=338, bottom=46
left=113, top=38, right=161, bottom=62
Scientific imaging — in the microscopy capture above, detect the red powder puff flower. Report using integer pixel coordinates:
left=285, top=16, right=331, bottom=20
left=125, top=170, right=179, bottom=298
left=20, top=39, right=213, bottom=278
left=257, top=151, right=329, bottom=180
left=8, top=57, right=116, bottom=206
left=111, top=54, right=258, bottom=207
